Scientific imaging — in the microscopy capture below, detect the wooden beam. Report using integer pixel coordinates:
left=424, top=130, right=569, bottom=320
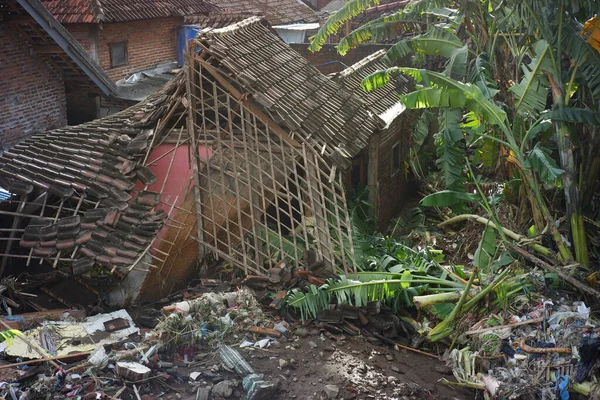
left=194, top=55, right=302, bottom=149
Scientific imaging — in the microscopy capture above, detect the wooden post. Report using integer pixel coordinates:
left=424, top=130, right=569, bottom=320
left=302, top=144, right=334, bottom=265
left=185, top=50, right=206, bottom=265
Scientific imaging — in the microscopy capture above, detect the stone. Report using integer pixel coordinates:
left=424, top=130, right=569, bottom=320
left=391, top=366, right=403, bottom=374
left=385, top=354, right=394, bottom=361
left=324, top=385, right=339, bottom=399
left=295, top=327, right=310, bottom=337
left=196, top=387, right=211, bottom=400
left=387, top=376, right=399, bottom=384
left=279, top=359, right=288, bottom=368
left=309, top=341, right=318, bottom=348
left=212, top=380, right=234, bottom=398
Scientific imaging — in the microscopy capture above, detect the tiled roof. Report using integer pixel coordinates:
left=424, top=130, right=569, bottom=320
left=196, top=17, right=380, bottom=166
left=0, top=74, right=183, bottom=271
left=41, top=0, right=219, bottom=23
left=334, top=49, right=414, bottom=123
left=184, top=12, right=259, bottom=28
left=208, top=0, right=319, bottom=25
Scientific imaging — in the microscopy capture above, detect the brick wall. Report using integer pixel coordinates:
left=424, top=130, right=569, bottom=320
left=290, top=43, right=392, bottom=74
left=0, top=24, right=67, bottom=149
left=371, top=110, right=416, bottom=230
left=94, top=18, right=180, bottom=82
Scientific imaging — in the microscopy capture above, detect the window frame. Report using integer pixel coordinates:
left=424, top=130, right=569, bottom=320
left=109, top=41, right=128, bottom=68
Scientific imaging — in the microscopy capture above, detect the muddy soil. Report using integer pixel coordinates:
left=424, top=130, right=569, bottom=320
left=247, top=334, right=474, bottom=400
left=162, top=333, right=475, bottom=400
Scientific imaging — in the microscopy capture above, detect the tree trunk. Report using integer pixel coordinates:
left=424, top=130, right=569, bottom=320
left=548, top=73, right=589, bottom=268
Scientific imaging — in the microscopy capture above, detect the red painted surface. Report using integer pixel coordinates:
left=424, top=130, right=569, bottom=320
left=133, top=142, right=212, bottom=255
left=135, top=144, right=212, bottom=212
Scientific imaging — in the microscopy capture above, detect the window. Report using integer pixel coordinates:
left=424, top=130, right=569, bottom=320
left=392, top=142, right=401, bottom=173
left=109, top=41, right=128, bottom=67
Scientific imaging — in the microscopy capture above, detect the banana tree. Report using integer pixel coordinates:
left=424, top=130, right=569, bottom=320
left=310, top=0, right=600, bottom=267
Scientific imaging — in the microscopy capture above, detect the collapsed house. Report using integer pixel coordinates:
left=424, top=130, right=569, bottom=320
left=0, top=17, right=416, bottom=305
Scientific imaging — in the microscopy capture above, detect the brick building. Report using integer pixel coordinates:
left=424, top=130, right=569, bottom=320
left=0, top=0, right=114, bottom=149
left=38, top=0, right=219, bottom=120
left=36, top=0, right=319, bottom=120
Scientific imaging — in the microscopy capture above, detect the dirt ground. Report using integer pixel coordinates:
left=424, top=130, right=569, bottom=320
left=157, top=332, right=475, bottom=400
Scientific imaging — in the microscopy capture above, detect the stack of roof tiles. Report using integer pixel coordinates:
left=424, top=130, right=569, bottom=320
left=41, top=0, right=218, bottom=23
left=197, top=17, right=380, bottom=166
left=334, top=49, right=415, bottom=120
left=0, top=74, right=184, bottom=274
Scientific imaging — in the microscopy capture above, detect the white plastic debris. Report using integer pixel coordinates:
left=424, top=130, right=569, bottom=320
left=88, top=346, right=108, bottom=367
left=254, top=339, right=272, bottom=348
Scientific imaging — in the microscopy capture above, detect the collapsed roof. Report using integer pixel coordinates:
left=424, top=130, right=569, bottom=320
left=334, top=49, right=415, bottom=127
left=0, top=74, right=184, bottom=276
left=195, top=17, right=382, bottom=166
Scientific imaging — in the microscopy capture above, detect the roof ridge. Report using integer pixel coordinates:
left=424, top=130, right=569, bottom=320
left=337, top=49, right=388, bottom=78
left=203, top=15, right=264, bottom=35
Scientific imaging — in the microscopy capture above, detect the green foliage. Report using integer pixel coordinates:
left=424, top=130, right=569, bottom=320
left=308, top=0, right=380, bottom=52
left=468, top=53, right=498, bottom=100
left=526, top=143, right=565, bottom=186
left=473, top=222, right=497, bottom=274
left=0, top=329, right=21, bottom=344
left=542, top=108, right=600, bottom=125
left=286, top=271, right=463, bottom=320
left=435, top=109, right=465, bottom=189
left=337, top=12, right=418, bottom=56
left=508, top=40, right=551, bottom=115
left=384, top=28, right=464, bottom=62
left=420, top=190, right=479, bottom=207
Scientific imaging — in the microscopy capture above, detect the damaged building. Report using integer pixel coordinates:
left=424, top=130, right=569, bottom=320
left=0, top=17, right=416, bottom=306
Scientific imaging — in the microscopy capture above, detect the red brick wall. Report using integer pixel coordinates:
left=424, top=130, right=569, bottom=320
left=66, top=24, right=93, bottom=53
left=290, top=43, right=392, bottom=74
left=0, top=25, right=67, bottom=149
left=95, top=18, right=180, bottom=81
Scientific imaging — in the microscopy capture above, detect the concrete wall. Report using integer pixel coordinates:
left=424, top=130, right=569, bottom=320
left=0, top=24, right=67, bottom=148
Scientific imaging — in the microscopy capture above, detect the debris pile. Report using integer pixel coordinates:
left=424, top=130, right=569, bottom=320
left=445, top=299, right=600, bottom=398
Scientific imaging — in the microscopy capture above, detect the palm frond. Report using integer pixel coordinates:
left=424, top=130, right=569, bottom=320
left=384, top=27, right=464, bottom=63
left=435, top=109, right=465, bottom=189
left=526, top=142, right=564, bottom=186
left=286, top=273, right=463, bottom=320
left=468, top=53, right=498, bottom=100
left=542, top=108, right=600, bottom=125
left=337, top=12, right=422, bottom=56
left=412, top=110, right=433, bottom=154
left=444, top=45, right=469, bottom=78
left=508, top=40, right=551, bottom=115
left=308, top=0, right=380, bottom=52
left=363, top=68, right=508, bottom=127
